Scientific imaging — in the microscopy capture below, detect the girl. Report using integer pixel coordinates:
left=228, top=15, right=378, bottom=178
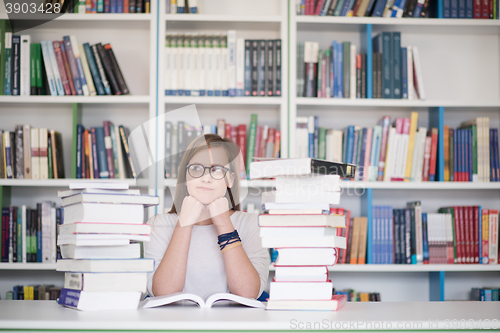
left=145, top=134, right=270, bottom=299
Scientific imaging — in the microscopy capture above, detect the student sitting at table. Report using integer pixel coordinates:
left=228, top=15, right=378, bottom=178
left=145, top=134, right=270, bottom=300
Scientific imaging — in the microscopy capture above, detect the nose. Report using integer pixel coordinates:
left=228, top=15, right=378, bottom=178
left=200, top=169, right=213, bottom=182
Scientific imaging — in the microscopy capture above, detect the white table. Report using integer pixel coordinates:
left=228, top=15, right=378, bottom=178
left=0, top=300, right=499, bottom=332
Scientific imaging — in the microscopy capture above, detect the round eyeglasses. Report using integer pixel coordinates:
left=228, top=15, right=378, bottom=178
left=186, top=164, right=230, bottom=180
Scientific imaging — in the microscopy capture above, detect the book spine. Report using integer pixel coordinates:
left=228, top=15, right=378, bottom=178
left=95, top=127, right=109, bottom=178
left=228, top=31, right=236, bottom=97
left=53, top=41, right=71, bottom=96
left=15, top=126, right=24, bottom=179
left=20, top=35, right=31, bottom=96
left=119, top=126, right=137, bottom=179
left=4, top=32, right=12, bottom=95
left=96, top=43, right=121, bottom=95
left=45, top=41, right=64, bottom=96
left=11, top=35, right=21, bottom=96
left=59, top=41, right=76, bottom=95
left=251, top=40, right=258, bottom=96
left=244, top=40, right=252, bottom=96
left=1, top=208, right=9, bottom=262
left=236, top=38, right=244, bottom=97
left=36, top=203, right=41, bottom=263
left=90, top=128, right=100, bottom=178
left=104, top=44, right=129, bottom=95
left=4, top=133, right=13, bottom=179
left=69, top=36, right=89, bottom=96
left=103, top=122, right=115, bottom=179
left=62, top=37, right=83, bottom=95
left=78, top=45, right=97, bottom=96
left=91, top=44, right=111, bottom=95
left=83, top=43, right=105, bottom=95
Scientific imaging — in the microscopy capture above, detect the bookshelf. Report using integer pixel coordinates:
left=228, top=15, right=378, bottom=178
left=0, top=0, right=499, bottom=302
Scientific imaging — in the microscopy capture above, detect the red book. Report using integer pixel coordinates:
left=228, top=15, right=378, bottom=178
left=457, top=206, right=466, bottom=264
left=474, top=0, right=481, bottom=17
left=225, top=123, right=232, bottom=140
left=273, top=131, right=281, bottom=158
left=60, top=41, right=77, bottom=95
left=377, top=116, right=391, bottom=181
left=463, top=206, right=471, bottom=263
left=428, top=128, right=438, bottom=181
left=489, top=0, right=493, bottom=18
left=422, top=136, right=432, bottom=182
left=254, top=125, right=262, bottom=158
left=314, top=0, right=326, bottom=15
left=103, top=121, right=115, bottom=179
left=52, top=41, right=71, bottom=95
left=468, top=206, right=475, bottom=263
left=473, top=206, right=480, bottom=263
left=482, top=0, right=489, bottom=17
left=84, top=129, right=90, bottom=179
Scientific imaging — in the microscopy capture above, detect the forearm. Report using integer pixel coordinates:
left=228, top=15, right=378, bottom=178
left=218, top=224, right=261, bottom=299
left=152, top=222, right=193, bottom=296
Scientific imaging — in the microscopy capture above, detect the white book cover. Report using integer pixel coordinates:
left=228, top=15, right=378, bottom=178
left=40, top=41, right=57, bottom=96
left=191, top=34, right=199, bottom=96
left=3, top=132, right=12, bottom=178
left=221, top=36, right=229, bottom=96
left=410, top=127, right=423, bottom=181
left=31, top=128, right=40, bottom=179
left=205, top=37, right=214, bottom=94
left=78, top=44, right=97, bottom=96
left=413, top=204, right=424, bottom=264
left=413, top=127, right=427, bottom=182
left=21, top=205, right=27, bottom=263
left=20, top=35, right=31, bottom=96
left=392, top=133, right=403, bottom=180
left=47, top=39, right=65, bottom=96
left=170, top=33, right=178, bottom=95
left=184, top=34, right=192, bottom=95
left=350, top=44, right=356, bottom=99
left=177, top=0, right=185, bottom=12
left=140, top=291, right=265, bottom=309
left=197, top=35, right=205, bottom=95
left=484, top=117, right=490, bottom=182
left=412, top=46, right=425, bottom=100
left=164, top=36, right=171, bottom=95
left=70, top=35, right=90, bottom=96
left=177, top=36, right=185, bottom=94
left=114, top=122, right=126, bottom=180
left=51, top=206, right=57, bottom=263
left=61, top=243, right=141, bottom=259
left=235, top=38, right=244, bottom=96
left=227, top=30, right=236, bottom=96
left=383, top=127, right=397, bottom=182
left=407, top=45, right=415, bottom=100
left=42, top=201, right=53, bottom=263
left=213, top=36, right=222, bottom=94
left=269, top=281, right=333, bottom=301
left=39, top=128, right=48, bottom=179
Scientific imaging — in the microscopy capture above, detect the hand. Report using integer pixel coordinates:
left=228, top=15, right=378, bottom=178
left=178, top=196, right=206, bottom=227
left=206, top=197, right=233, bottom=231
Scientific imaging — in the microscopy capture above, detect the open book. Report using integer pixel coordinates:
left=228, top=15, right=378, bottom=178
left=140, top=292, right=265, bottom=309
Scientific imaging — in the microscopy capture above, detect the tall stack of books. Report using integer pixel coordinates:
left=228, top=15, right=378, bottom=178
left=250, top=158, right=355, bottom=311
left=55, top=182, right=158, bottom=311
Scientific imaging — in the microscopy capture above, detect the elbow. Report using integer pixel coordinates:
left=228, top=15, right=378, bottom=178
left=152, top=276, right=184, bottom=297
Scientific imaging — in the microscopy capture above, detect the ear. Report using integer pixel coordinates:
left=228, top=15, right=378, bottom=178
left=226, top=171, right=235, bottom=189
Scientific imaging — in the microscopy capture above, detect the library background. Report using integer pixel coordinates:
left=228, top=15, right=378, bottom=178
left=0, top=0, right=499, bottom=304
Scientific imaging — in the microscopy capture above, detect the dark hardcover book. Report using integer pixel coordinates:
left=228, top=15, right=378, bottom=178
left=47, top=132, right=53, bottom=179
left=393, top=208, right=401, bottom=264
left=53, top=131, right=65, bottom=178
left=465, top=0, right=473, bottom=17
left=96, top=43, right=121, bottom=95
left=342, top=42, right=350, bottom=98
left=404, top=208, right=411, bottom=264
left=327, top=0, right=340, bottom=14
left=91, top=44, right=111, bottom=95
left=30, top=44, right=37, bottom=95
left=11, top=35, right=21, bottom=96
left=103, top=121, right=115, bottom=179
left=59, top=41, right=76, bottom=95
left=25, top=209, right=30, bottom=262
left=345, top=214, right=354, bottom=263
left=399, top=209, right=406, bottom=264
left=422, top=212, right=429, bottom=263
left=361, top=53, right=367, bottom=99
left=451, top=0, right=458, bottom=17
left=129, top=0, right=136, bottom=12
left=52, top=41, right=71, bottom=96
left=9, top=132, right=16, bottom=179
left=273, top=39, right=281, bottom=96
left=373, top=32, right=391, bottom=99
left=257, top=40, right=266, bottom=97
left=376, top=52, right=382, bottom=98
left=119, top=125, right=137, bottom=179
left=408, top=205, right=416, bottom=264
left=83, top=44, right=104, bottom=96
left=0, top=131, right=4, bottom=178
left=371, top=0, right=388, bottom=15
left=36, top=203, right=42, bottom=263
left=401, top=47, right=408, bottom=99
left=403, top=0, right=418, bottom=16
left=251, top=40, right=258, bottom=97
left=1, top=208, right=9, bottom=262
left=10, top=206, right=17, bottom=262
left=266, top=40, right=274, bottom=96
left=164, top=121, right=172, bottom=178
left=104, top=44, right=129, bottom=95
left=392, top=32, right=401, bottom=99
left=458, top=0, right=466, bottom=16
left=419, top=0, right=432, bottom=16
left=356, top=54, right=361, bottom=98
left=104, top=0, right=110, bottom=12
left=244, top=40, right=252, bottom=96
left=371, top=53, right=377, bottom=99
left=91, top=128, right=100, bottom=179
left=76, top=124, right=83, bottom=179
left=365, top=0, right=378, bottom=15
left=62, top=36, right=83, bottom=95
left=15, top=125, right=24, bottom=179
left=97, top=126, right=111, bottom=178
left=30, top=208, right=37, bottom=262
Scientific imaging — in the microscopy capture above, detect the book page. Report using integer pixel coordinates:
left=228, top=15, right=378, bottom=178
left=140, top=292, right=205, bottom=308
left=204, top=293, right=266, bottom=308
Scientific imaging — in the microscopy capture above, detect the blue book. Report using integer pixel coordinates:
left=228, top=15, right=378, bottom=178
left=365, top=0, right=378, bottom=15
left=244, top=40, right=252, bottom=97
left=494, top=129, right=499, bottom=181
left=422, top=213, right=429, bottom=263
left=461, top=129, right=466, bottom=181
left=371, top=0, right=388, bottom=16
left=333, top=0, right=347, bottom=15
left=458, top=0, right=466, bottom=17
left=451, top=0, right=458, bottom=17
left=394, top=209, right=400, bottom=264
left=1, top=208, right=8, bottom=262
left=76, top=124, right=83, bottom=178
left=308, top=126, right=314, bottom=159
left=373, top=32, right=392, bottom=99
left=97, top=0, right=104, bottom=12
left=95, top=127, right=109, bottom=178
left=392, top=32, right=401, bottom=99
left=335, top=42, right=343, bottom=98
left=401, top=47, right=408, bottom=98
left=342, top=127, right=348, bottom=163
left=485, top=289, right=492, bottom=301
left=374, top=206, right=380, bottom=264
left=456, top=129, right=460, bottom=182
left=117, top=0, right=123, bottom=12
left=17, top=207, right=22, bottom=263
left=111, top=0, right=117, bottom=12
left=466, top=0, right=473, bottom=17
left=83, top=43, right=105, bottom=96
left=36, top=204, right=42, bottom=263
left=329, top=46, right=334, bottom=97
left=410, top=207, right=416, bottom=264
left=443, top=0, right=451, bottom=17
left=346, top=126, right=355, bottom=167
left=468, top=129, right=473, bottom=181
left=391, top=0, right=402, bottom=16
left=413, top=0, right=424, bottom=16
left=11, top=35, right=20, bottom=96
left=387, top=207, right=394, bottom=264
left=341, top=0, right=356, bottom=16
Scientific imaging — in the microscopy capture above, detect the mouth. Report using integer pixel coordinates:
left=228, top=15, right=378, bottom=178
left=197, top=187, right=213, bottom=191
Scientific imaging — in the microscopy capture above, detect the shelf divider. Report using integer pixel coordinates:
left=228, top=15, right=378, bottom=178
left=429, top=271, right=445, bottom=301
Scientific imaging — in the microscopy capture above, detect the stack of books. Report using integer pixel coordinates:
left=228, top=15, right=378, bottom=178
left=55, top=182, right=158, bottom=311
left=250, top=158, right=355, bottom=311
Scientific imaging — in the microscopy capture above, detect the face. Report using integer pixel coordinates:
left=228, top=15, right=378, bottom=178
left=185, top=146, right=235, bottom=205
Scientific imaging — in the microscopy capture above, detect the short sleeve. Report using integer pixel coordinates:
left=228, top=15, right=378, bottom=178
left=237, top=212, right=270, bottom=299
left=144, top=214, right=177, bottom=297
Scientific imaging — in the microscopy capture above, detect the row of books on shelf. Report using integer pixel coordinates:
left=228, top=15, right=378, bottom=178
left=166, top=0, right=198, bottom=13
left=5, top=285, right=62, bottom=300
left=0, top=127, right=65, bottom=179
left=297, top=32, right=425, bottom=100
left=56, top=0, right=151, bottom=13
left=75, top=122, right=138, bottom=179
left=296, top=0, right=434, bottom=17
left=164, top=115, right=281, bottom=179
left=0, top=24, right=129, bottom=96
left=296, top=114, right=499, bottom=182
left=1, top=204, right=63, bottom=263
left=334, top=289, right=381, bottom=302
left=471, top=287, right=500, bottom=301
left=165, top=33, right=281, bottom=97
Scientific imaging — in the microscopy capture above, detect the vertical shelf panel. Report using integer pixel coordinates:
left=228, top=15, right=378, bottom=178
left=429, top=106, right=444, bottom=181
left=362, top=188, right=373, bottom=264
left=429, top=271, right=445, bottom=301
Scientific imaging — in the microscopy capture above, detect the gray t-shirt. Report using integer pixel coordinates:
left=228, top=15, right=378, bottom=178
left=144, top=211, right=270, bottom=299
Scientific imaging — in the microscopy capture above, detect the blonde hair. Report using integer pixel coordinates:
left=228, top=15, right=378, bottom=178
left=168, top=134, right=241, bottom=214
